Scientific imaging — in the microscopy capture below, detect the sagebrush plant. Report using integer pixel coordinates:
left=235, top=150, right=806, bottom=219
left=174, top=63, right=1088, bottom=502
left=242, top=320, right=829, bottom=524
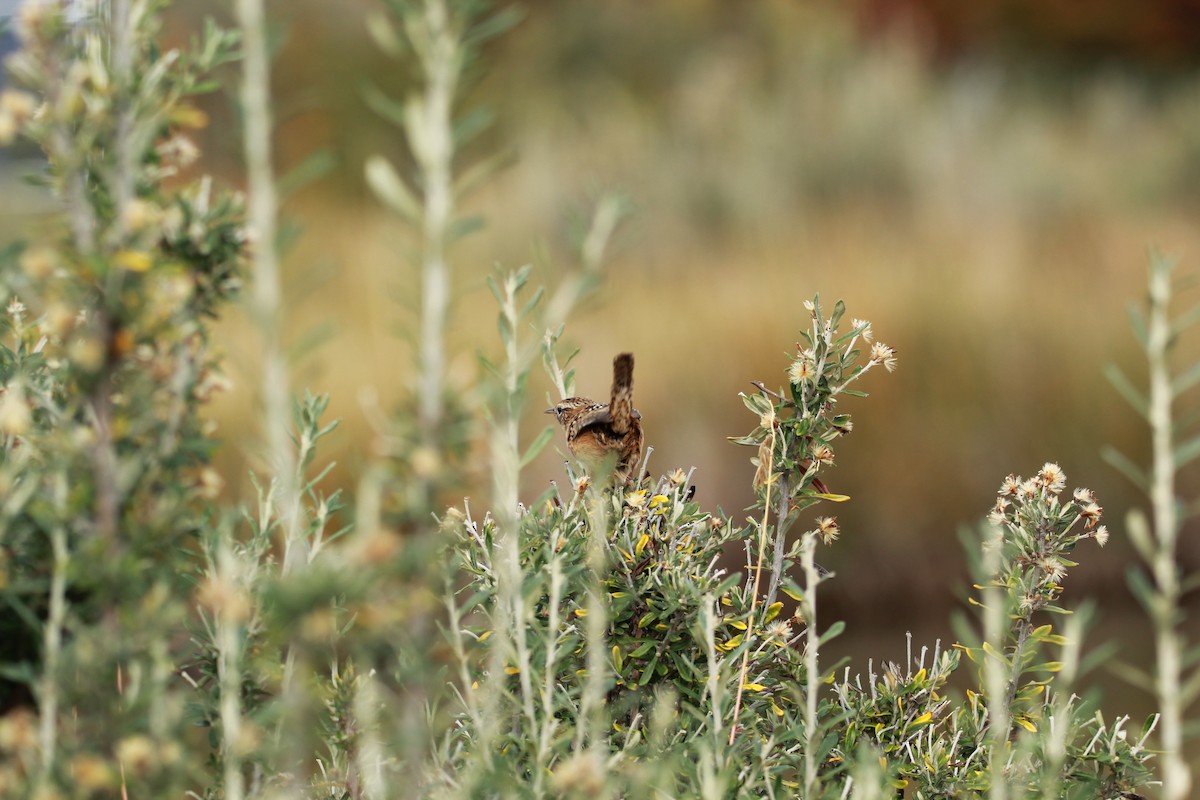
left=0, top=1, right=1188, bottom=799
left=0, top=0, right=241, bottom=794
left=364, top=0, right=520, bottom=526
left=433, top=294, right=1156, bottom=799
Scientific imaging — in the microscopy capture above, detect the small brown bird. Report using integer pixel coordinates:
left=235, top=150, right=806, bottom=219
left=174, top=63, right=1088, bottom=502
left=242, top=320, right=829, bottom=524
left=546, top=353, right=644, bottom=483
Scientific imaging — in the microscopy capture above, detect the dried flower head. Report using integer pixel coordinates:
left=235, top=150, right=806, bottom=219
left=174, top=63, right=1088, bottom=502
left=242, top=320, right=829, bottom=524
left=815, top=516, right=839, bottom=545
left=156, top=133, right=200, bottom=168
left=1079, top=501, right=1103, bottom=529
left=1038, top=556, right=1066, bottom=584
left=852, top=318, right=873, bottom=342
left=625, top=489, right=648, bottom=510
left=766, top=619, right=793, bottom=643
left=988, top=497, right=1010, bottom=525
left=788, top=356, right=813, bottom=385
left=5, top=297, right=26, bottom=325
left=1038, top=462, right=1066, bottom=493
left=870, top=342, right=898, bottom=372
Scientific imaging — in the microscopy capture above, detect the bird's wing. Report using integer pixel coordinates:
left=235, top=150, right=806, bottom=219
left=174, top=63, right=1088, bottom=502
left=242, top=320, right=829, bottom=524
left=573, top=404, right=613, bottom=433
left=574, top=404, right=640, bottom=433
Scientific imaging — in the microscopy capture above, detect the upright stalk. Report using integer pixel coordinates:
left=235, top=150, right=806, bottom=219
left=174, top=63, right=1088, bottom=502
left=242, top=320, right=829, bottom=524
left=413, top=0, right=457, bottom=465
left=1144, top=261, right=1188, bottom=800
left=982, top=530, right=1010, bottom=800
left=799, top=533, right=822, bottom=797
left=36, top=521, right=68, bottom=787
left=214, top=543, right=246, bottom=800
left=234, top=0, right=302, bottom=570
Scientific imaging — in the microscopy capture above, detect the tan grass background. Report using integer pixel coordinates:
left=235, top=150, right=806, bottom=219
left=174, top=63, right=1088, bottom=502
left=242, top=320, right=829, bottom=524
left=5, top=0, right=1197, bottom=738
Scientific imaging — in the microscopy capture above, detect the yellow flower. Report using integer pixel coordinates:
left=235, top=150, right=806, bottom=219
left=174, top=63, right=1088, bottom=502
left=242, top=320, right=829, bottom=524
left=114, top=249, right=153, bottom=272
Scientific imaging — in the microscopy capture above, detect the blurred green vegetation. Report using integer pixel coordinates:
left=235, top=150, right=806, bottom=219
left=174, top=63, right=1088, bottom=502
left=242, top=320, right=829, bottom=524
left=8, top=0, right=1199, bottom=735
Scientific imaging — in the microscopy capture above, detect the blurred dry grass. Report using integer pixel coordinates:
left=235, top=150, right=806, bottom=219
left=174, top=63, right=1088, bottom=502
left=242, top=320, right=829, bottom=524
left=190, top=1, right=1200, bottom=668
left=8, top=0, right=1200, bottom=728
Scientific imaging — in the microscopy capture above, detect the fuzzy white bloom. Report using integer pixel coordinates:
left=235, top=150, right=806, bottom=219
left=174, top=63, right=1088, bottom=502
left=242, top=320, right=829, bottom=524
left=788, top=356, right=813, bottom=385
left=870, top=342, right=898, bottom=372
left=1038, top=462, right=1066, bottom=493
left=7, top=297, right=26, bottom=320
left=852, top=318, right=873, bottom=342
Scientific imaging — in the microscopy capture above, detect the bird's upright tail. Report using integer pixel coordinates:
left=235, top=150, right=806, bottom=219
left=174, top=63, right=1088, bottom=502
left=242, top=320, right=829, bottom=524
left=610, top=352, right=635, bottom=434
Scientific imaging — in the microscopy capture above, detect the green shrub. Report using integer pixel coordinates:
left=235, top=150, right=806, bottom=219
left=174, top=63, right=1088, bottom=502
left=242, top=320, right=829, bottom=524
left=0, top=2, right=1189, bottom=799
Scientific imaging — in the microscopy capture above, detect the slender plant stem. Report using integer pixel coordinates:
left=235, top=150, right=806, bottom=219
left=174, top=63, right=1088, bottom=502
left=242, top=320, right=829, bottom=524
left=1145, top=260, right=1188, bottom=800
left=983, top=531, right=1010, bottom=800
left=800, top=534, right=821, bottom=797
left=109, top=0, right=134, bottom=240
left=234, top=1, right=310, bottom=788
left=415, top=0, right=457, bottom=464
left=215, top=544, right=246, bottom=800
left=36, top=518, right=68, bottom=786
left=730, top=418, right=776, bottom=745
left=765, top=474, right=790, bottom=607
left=234, top=0, right=302, bottom=572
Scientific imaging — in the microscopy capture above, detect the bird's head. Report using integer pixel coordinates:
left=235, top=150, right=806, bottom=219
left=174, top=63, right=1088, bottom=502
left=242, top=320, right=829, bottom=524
left=545, top=397, right=593, bottom=427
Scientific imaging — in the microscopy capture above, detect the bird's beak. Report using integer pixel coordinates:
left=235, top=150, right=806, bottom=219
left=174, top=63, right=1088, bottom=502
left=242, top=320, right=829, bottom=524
left=544, top=407, right=555, bottom=415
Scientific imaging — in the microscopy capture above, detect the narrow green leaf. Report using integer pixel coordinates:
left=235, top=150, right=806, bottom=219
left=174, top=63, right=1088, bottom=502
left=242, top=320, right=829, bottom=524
left=278, top=150, right=337, bottom=200
left=465, top=6, right=524, bottom=47
left=1171, top=359, right=1200, bottom=397
left=453, top=106, right=496, bottom=147
left=818, top=620, right=845, bottom=646
left=1179, top=664, right=1200, bottom=706
left=449, top=215, right=486, bottom=242
left=497, top=312, right=513, bottom=347
left=740, top=392, right=772, bottom=417
left=520, top=285, right=545, bottom=320
left=830, top=299, right=847, bottom=331
left=1126, top=302, right=1148, bottom=349
left=365, top=11, right=404, bottom=56
left=1107, top=660, right=1156, bottom=693
left=638, top=655, right=659, bottom=686
left=361, top=83, right=408, bottom=128
left=1125, top=566, right=1157, bottom=615
left=364, top=155, right=421, bottom=221
left=727, top=433, right=764, bottom=447
left=520, top=426, right=555, bottom=468
left=1102, top=446, right=1149, bottom=492
left=629, top=641, right=655, bottom=658
left=1104, top=363, right=1149, bottom=419
left=1175, top=434, right=1200, bottom=468
left=456, top=151, right=515, bottom=198
left=0, top=662, right=34, bottom=685
left=780, top=578, right=803, bottom=602
left=1125, top=509, right=1155, bottom=563
left=1171, top=303, right=1200, bottom=337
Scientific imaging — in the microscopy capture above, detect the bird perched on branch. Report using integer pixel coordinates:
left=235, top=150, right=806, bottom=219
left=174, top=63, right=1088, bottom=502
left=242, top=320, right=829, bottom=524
left=546, top=352, right=644, bottom=483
